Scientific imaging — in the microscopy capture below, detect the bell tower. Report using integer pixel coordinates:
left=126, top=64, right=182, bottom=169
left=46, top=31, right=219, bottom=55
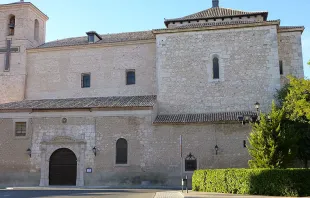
left=0, top=1, right=48, bottom=104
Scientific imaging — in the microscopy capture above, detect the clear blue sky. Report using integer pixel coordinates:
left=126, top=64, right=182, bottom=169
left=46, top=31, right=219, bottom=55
left=3, top=0, right=310, bottom=77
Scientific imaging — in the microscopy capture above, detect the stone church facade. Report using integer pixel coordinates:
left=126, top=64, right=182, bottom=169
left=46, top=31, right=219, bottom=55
left=0, top=0, right=304, bottom=186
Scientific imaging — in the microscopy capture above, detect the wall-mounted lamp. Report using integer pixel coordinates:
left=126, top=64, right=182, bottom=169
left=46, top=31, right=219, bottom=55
left=26, top=148, right=31, bottom=157
left=215, top=145, right=219, bottom=155
left=92, top=146, right=97, bottom=156
left=254, top=102, right=260, bottom=112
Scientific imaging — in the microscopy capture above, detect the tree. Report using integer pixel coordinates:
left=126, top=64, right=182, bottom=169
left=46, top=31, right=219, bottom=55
left=284, top=76, right=310, bottom=123
left=248, top=102, right=297, bottom=168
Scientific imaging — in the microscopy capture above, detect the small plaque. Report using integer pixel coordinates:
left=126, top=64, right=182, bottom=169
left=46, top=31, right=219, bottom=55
left=86, top=168, right=92, bottom=173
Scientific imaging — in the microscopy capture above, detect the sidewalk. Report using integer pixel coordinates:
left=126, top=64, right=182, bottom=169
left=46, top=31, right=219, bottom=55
left=156, top=191, right=308, bottom=198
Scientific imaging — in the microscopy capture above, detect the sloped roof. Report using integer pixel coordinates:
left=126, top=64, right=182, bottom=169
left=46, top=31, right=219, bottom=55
left=165, top=7, right=268, bottom=26
left=34, top=31, right=155, bottom=49
left=0, top=95, right=156, bottom=111
left=154, top=111, right=257, bottom=124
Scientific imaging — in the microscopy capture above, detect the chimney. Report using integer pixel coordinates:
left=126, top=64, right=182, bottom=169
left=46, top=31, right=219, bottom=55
left=212, top=0, right=219, bottom=8
left=20, top=0, right=24, bottom=2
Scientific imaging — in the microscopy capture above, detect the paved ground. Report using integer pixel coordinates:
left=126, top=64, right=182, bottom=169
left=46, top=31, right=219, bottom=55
left=0, top=189, right=169, bottom=198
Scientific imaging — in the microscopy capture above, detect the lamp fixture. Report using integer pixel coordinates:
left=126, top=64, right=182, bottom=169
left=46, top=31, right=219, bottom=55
left=92, top=146, right=97, bottom=156
left=26, top=148, right=31, bottom=157
left=254, top=102, right=260, bottom=112
left=215, top=145, right=219, bottom=155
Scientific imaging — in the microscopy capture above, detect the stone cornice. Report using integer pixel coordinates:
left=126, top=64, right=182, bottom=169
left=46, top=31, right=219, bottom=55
left=153, top=21, right=280, bottom=34
left=278, top=27, right=305, bottom=34
left=27, top=39, right=155, bottom=53
left=0, top=2, right=49, bottom=21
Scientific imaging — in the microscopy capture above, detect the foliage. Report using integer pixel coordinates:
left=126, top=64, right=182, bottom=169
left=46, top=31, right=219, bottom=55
left=275, top=83, right=290, bottom=108
left=248, top=102, right=297, bottom=168
left=284, top=76, right=310, bottom=123
left=192, top=168, right=310, bottom=196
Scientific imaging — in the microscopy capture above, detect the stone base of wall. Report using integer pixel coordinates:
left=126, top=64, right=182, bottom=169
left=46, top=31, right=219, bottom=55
left=0, top=172, right=40, bottom=187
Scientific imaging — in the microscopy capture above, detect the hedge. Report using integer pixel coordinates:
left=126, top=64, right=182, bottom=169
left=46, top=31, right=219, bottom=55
left=192, top=168, right=310, bottom=197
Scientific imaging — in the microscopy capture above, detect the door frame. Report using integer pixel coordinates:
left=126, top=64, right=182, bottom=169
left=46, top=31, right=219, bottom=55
left=39, top=136, right=86, bottom=187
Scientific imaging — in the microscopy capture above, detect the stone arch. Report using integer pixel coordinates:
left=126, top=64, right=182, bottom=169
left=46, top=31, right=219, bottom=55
left=49, top=148, right=77, bottom=185
left=39, top=135, right=86, bottom=187
left=34, top=19, right=39, bottom=41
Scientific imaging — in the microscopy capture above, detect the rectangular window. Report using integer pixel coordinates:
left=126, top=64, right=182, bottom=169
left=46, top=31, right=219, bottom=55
left=185, top=159, right=197, bottom=172
left=126, top=70, right=135, bottom=85
left=279, top=60, right=283, bottom=75
left=15, top=122, right=26, bottom=137
left=81, top=73, right=91, bottom=88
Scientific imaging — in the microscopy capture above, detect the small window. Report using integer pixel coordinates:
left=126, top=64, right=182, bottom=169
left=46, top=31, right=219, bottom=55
left=185, top=153, right=197, bottom=172
left=81, top=73, right=91, bottom=88
left=116, top=138, right=128, bottom=164
left=88, top=35, right=94, bottom=43
left=279, top=60, right=283, bottom=75
left=213, top=57, right=219, bottom=79
left=126, top=70, right=135, bottom=85
left=34, top=19, right=39, bottom=41
left=243, top=140, right=247, bottom=148
left=15, top=122, right=26, bottom=137
left=8, top=15, right=15, bottom=36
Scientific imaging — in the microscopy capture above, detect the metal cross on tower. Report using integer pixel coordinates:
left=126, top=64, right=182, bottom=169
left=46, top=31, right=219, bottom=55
left=0, top=40, right=19, bottom=71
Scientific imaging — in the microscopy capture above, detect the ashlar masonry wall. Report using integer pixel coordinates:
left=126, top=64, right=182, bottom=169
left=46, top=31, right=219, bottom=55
left=26, top=42, right=156, bottom=100
left=278, top=31, right=304, bottom=84
left=156, top=26, right=281, bottom=114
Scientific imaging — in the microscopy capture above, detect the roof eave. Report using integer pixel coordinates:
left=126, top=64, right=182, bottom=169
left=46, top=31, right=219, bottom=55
left=164, top=12, right=269, bottom=27
left=156, top=20, right=280, bottom=34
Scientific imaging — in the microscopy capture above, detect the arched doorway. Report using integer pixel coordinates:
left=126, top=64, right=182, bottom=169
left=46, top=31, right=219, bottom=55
left=49, top=148, right=77, bottom=186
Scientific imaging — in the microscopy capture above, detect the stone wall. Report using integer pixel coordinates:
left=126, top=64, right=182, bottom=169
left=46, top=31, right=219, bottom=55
left=0, top=118, right=39, bottom=186
left=0, top=4, right=47, bottom=104
left=26, top=42, right=156, bottom=100
left=278, top=31, right=304, bottom=85
left=156, top=26, right=281, bottom=114
left=0, top=110, right=252, bottom=187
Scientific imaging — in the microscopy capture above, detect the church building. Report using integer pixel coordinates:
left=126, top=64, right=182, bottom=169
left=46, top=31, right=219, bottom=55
left=0, top=0, right=304, bottom=186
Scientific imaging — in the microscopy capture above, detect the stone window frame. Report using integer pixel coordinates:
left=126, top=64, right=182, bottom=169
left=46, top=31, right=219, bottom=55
left=184, top=154, right=199, bottom=173
left=208, top=54, right=225, bottom=83
left=12, top=119, right=29, bottom=139
left=114, top=138, right=129, bottom=167
left=81, top=73, right=91, bottom=88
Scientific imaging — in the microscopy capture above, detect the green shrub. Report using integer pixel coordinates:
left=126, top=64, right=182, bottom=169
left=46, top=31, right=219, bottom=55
left=192, top=168, right=310, bottom=196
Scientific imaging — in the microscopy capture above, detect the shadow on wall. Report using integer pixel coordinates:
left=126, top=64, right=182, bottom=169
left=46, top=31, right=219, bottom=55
left=85, top=172, right=168, bottom=186
left=0, top=172, right=40, bottom=187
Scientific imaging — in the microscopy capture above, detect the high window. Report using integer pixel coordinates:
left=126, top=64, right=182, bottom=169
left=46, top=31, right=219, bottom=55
left=213, top=57, right=219, bottom=79
left=8, top=15, right=15, bottom=36
left=81, top=73, right=91, bottom=88
left=34, top=19, right=39, bottom=41
left=116, top=138, right=128, bottom=164
left=126, top=70, right=135, bottom=85
left=185, top=153, right=197, bottom=172
left=279, top=60, right=283, bottom=75
left=15, top=122, right=26, bottom=137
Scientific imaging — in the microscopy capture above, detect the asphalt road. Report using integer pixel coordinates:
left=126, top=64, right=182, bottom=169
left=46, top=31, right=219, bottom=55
left=0, top=189, right=162, bottom=198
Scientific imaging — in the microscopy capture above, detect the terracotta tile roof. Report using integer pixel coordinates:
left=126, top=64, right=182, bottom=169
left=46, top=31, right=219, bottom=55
left=165, top=7, right=268, bottom=26
left=0, top=95, right=156, bottom=111
left=154, top=20, right=280, bottom=32
left=153, top=111, right=257, bottom=124
left=34, top=31, right=155, bottom=49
